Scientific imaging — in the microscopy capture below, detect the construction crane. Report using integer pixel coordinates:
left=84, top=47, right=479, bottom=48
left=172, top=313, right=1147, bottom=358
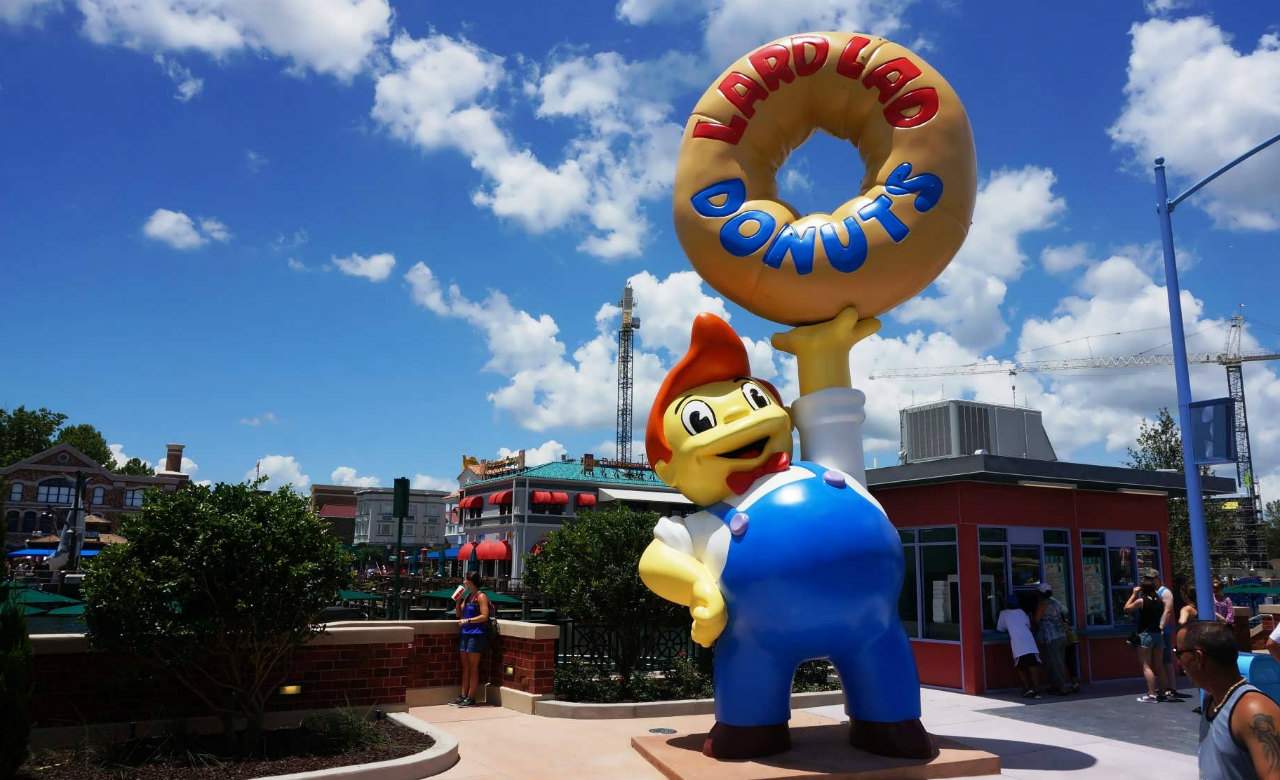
left=869, top=314, right=1280, bottom=569
left=615, top=283, right=641, bottom=464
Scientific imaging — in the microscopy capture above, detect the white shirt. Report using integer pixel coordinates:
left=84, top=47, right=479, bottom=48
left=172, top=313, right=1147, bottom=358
left=997, top=608, right=1039, bottom=659
left=1269, top=623, right=1280, bottom=644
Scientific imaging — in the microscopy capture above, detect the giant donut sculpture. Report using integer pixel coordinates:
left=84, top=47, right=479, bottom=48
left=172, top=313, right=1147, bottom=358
left=673, top=32, right=977, bottom=326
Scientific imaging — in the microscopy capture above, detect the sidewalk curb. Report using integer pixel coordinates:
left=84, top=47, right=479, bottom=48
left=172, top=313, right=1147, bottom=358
left=533, top=689, right=845, bottom=719
left=253, top=712, right=459, bottom=780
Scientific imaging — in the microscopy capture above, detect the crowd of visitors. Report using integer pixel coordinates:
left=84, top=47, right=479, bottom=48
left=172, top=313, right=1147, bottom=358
left=996, top=582, right=1080, bottom=698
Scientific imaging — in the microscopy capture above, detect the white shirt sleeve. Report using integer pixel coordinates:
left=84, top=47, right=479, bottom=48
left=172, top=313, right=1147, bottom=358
left=651, top=511, right=730, bottom=582
left=789, top=387, right=868, bottom=486
left=653, top=515, right=693, bottom=557
left=997, top=610, right=1008, bottom=632
left=1270, top=623, right=1280, bottom=644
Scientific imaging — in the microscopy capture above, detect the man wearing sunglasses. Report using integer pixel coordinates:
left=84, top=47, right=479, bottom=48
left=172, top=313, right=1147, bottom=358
left=1176, top=621, right=1280, bottom=779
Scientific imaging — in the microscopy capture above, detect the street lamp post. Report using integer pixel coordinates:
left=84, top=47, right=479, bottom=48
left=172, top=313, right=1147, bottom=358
left=1152, top=130, right=1280, bottom=624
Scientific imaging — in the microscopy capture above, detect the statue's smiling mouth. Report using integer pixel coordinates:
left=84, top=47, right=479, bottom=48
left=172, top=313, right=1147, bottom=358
left=717, top=437, right=769, bottom=460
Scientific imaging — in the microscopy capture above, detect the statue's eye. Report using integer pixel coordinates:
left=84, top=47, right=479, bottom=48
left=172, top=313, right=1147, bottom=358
left=680, top=400, right=717, bottom=435
left=742, top=381, right=772, bottom=410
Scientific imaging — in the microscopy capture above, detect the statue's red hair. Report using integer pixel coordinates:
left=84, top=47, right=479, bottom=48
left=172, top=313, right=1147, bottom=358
left=645, top=313, right=780, bottom=467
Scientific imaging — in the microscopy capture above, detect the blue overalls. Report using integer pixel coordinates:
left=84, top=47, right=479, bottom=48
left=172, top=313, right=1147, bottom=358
left=706, top=461, right=921, bottom=727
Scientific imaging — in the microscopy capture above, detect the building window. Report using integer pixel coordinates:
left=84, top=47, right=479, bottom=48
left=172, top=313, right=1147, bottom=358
left=899, top=527, right=960, bottom=641
left=5, top=511, right=17, bottom=532
left=977, top=527, right=1075, bottom=631
left=8, top=483, right=22, bottom=502
left=1081, top=530, right=1161, bottom=627
left=376, top=523, right=391, bottom=537
left=37, top=479, right=74, bottom=505
left=124, top=489, right=144, bottom=508
left=91, top=486, right=106, bottom=505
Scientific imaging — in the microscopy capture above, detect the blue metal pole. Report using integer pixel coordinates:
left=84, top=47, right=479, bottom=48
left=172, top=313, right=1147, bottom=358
left=1154, top=157, right=1216, bottom=624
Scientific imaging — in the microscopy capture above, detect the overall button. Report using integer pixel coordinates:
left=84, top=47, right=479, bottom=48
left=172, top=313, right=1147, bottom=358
left=823, top=470, right=847, bottom=488
left=729, top=512, right=749, bottom=536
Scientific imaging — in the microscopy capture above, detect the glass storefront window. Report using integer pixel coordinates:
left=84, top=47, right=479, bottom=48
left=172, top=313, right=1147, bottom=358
left=1082, top=531, right=1161, bottom=627
left=1010, top=545, right=1041, bottom=589
left=899, top=527, right=959, bottom=641
left=899, top=543, right=918, bottom=637
left=921, top=544, right=960, bottom=640
left=980, top=544, right=1008, bottom=631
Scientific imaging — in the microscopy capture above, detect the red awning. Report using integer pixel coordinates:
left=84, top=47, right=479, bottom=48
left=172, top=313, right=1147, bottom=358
left=459, top=496, right=481, bottom=509
left=457, top=543, right=474, bottom=560
left=476, top=539, right=511, bottom=561
left=531, top=490, right=551, bottom=505
left=549, top=491, right=569, bottom=505
left=489, top=490, right=513, bottom=505
left=576, top=493, right=597, bottom=507
left=319, top=504, right=357, bottom=518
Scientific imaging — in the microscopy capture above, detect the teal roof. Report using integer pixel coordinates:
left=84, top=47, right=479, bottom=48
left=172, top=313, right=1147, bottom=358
left=466, top=460, right=672, bottom=490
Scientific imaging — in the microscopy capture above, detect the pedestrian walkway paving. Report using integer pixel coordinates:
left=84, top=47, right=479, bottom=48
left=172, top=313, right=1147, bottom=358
left=411, top=679, right=1201, bottom=779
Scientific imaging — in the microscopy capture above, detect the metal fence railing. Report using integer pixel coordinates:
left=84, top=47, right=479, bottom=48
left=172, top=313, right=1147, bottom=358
left=554, top=620, right=696, bottom=672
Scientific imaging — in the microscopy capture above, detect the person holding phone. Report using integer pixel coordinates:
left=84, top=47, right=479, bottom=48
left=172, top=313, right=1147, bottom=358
left=453, top=571, right=490, bottom=707
left=1127, top=574, right=1174, bottom=703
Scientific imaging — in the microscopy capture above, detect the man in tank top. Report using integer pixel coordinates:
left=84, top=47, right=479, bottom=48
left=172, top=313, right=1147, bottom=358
left=1176, top=621, right=1280, bottom=779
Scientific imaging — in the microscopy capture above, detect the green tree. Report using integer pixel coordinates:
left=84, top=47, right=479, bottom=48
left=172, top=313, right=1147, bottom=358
left=116, top=457, right=156, bottom=476
left=83, top=482, right=352, bottom=746
left=524, top=504, right=682, bottom=696
left=1125, top=407, right=1234, bottom=576
left=53, top=423, right=114, bottom=468
left=0, top=590, right=33, bottom=779
left=1264, top=500, right=1280, bottom=561
left=0, top=407, right=66, bottom=467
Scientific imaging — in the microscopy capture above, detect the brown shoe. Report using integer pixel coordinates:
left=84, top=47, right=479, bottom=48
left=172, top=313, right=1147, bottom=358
left=702, top=721, right=791, bottom=759
left=850, top=718, right=937, bottom=759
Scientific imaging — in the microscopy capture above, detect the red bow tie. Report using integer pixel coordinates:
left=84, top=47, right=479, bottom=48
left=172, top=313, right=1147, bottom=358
left=725, top=452, right=791, bottom=495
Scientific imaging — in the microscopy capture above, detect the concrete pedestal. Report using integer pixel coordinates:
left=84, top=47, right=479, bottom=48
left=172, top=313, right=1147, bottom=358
left=632, top=719, right=1000, bottom=780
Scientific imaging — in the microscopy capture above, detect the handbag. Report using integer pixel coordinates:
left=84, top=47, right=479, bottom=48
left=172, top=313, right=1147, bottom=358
left=1126, top=632, right=1141, bottom=648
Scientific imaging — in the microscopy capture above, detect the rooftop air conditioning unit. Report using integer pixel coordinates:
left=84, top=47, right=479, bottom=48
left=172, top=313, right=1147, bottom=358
left=899, top=400, right=1057, bottom=464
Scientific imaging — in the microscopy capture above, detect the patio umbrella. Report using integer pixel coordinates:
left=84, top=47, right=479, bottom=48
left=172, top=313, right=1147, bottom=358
left=43, top=603, right=86, bottom=617
left=6, top=588, right=80, bottom=607
left=337, top=589, right=383, bottom=602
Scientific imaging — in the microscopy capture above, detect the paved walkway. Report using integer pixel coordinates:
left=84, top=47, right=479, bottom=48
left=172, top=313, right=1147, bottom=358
left=411, top=680, right=1201, bottom=779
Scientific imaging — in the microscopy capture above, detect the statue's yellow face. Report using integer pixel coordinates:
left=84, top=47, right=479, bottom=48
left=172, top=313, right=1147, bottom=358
left=654, top=378, right=792, bottom=506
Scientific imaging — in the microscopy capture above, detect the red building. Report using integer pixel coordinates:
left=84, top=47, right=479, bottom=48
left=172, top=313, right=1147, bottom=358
left=867, top=453, right=1235, bottom=694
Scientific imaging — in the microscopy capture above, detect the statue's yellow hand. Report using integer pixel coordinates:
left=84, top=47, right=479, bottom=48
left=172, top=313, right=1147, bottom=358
left=770, top=306, right=880, bottom=357
left=770, top=307, right=881, bottom=396
left=689, top=578, right=727, bottom=648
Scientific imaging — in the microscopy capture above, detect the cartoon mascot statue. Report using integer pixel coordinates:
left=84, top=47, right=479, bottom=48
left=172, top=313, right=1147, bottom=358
left=640, top=309, right=934, bottom=760
left=638, top=28, right=977, bottom=761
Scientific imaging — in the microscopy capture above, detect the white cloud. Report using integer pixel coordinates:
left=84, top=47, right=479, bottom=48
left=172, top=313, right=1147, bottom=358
left=107, top=442, right=137, bottom=468
left=77, top=0, right=391, bottom=80
left=154, top=53, right=203, bottom=101
left=142, top=208, right=231, bottom=249
left=286, top=257, right=309, bottom=272
left=246, top=149, right=268, bottom=172
left=332, top=251, right=395, bottom=282
left=372, top=34, right=690, bottom=259
left=273, top=228, right=308, bottom=251
left=615, top=0, right=908, bottom=67
left=498, top=440, right=567, bottom=467
left=247, top=454, right=309, bottom=490
left=239, top=411, right=278, bottom=426
left=154, top=455, right=199, bottom=476
left=1041, top=243, right=1093, bottom=275
left=894, top=167, right=1065, bottom=349
left=406, top=261, right=667, bottom=432
left=330, top=466, right=379, bottom=487
left=1144, top=0, right=1193, bottom=14
left=0, top=0, right=60, bottom=26
left=412, top=473, right=457, bottom=492
left=1110, top=17, right=1280, bottom=231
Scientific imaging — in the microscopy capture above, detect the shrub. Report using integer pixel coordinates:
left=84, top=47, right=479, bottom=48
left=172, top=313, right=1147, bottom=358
left=525, top=504, right=683, bottom=696
left=300, top=709, right=383, bottom=755
left=792, top=660, right=839, bottom=692
left=83, top=482, right=352, bottom=745
left=0, top=592, right=33, bottom=779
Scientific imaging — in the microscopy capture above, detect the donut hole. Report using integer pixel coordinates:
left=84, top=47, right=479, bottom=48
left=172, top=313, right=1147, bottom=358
left=774, top=129, right=868, bottom=217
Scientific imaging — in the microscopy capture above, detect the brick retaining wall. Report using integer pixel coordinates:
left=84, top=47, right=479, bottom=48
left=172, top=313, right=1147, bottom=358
left=29, top=620, right=558, bottom=728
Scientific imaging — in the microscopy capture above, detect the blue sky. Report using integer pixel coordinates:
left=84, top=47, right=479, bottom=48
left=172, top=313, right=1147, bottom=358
left=2, top=0, right=1278, bottom=496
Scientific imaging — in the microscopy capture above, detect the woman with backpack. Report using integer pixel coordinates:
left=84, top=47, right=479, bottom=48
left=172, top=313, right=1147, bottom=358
left=454, top=571, right=491, bottom=707
left=1126, top=573, right=1174, bottom=703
